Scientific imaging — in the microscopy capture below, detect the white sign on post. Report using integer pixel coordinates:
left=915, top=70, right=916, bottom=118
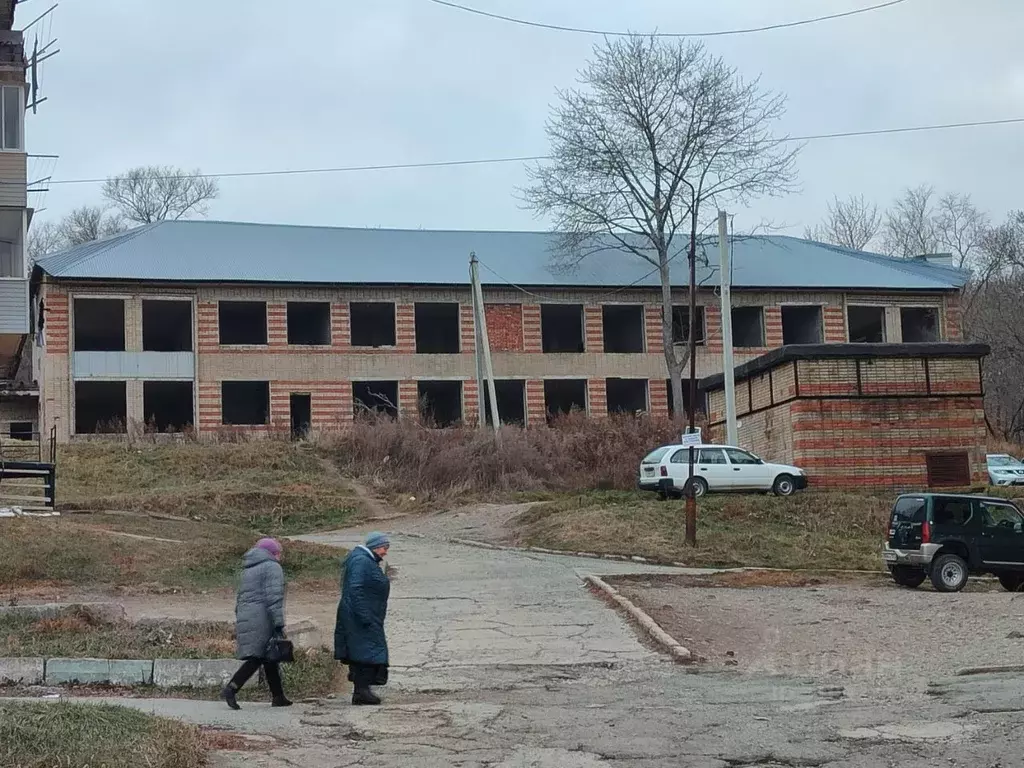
left=679, top=428, right=702, bottom=447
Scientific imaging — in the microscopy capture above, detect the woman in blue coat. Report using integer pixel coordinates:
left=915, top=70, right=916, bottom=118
left=334, top=532, right=391, bottom=705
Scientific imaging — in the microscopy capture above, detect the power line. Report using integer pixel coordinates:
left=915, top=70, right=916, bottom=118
left=425, top=0, right=910, bottom=38
left=39, top=115, right=1024, bottom=187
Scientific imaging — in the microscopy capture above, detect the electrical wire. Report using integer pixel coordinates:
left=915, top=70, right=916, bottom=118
left=37, top=116, right=1024, bottom=187
left=425, top=0, right=911, bottom=38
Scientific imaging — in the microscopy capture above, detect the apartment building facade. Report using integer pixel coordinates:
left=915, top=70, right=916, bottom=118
left=30, top=221, right=969, bottom=442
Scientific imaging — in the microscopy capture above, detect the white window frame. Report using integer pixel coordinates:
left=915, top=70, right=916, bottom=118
left=0, top=84, right=23, bottom=153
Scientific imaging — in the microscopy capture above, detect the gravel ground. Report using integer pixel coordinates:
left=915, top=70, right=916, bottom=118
left=610, top=574, right=1024, bottom=702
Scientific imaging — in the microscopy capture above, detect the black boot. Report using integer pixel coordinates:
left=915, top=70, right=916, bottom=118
left=352, top=687, right=381, bottom=706
left=221, top=685, right=240, bottom=711
left=272, top=695, right=293, bottom=707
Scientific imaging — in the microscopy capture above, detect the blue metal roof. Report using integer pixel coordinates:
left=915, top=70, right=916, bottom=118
left=34, top=220, right=968, bottom=291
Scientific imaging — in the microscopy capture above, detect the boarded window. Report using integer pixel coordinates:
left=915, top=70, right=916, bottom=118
left=925, top=452, right=970, bottom=488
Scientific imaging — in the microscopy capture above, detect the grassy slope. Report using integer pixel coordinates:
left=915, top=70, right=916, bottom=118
left=0, top=701, right=206, bottom=768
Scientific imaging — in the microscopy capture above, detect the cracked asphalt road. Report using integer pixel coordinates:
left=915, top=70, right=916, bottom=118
left=46, top=530, right=1024, bottom=766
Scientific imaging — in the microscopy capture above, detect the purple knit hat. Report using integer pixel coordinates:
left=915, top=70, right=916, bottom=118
left=256, top=538, right=282, bottom=557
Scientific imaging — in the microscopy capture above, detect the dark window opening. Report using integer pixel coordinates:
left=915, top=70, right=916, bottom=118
left=483, top=380, right=526, bottom=426
left=732, top=307, right=765, bottom=348
left=901, top=307, right=940, bottom=343
left=290, top=393, right=312, bottom=439
left=221, top=381, right=270, bottom=426
left=666, top=379, right=707, bottom=419
left=74, top=380, right=127, bottom=434
left=415, top=303, right=460, bottom=354
left=287, top=302, right=331, bottom=346
left=781, top=305, right=823, bottom=345
left=350, top=302, right=396, bottom=348
left=418, top=380, right=463, bottom=427
left=142, top=300, right=192, bottom=352
left=73, top=298, right=125, bottom=352
left=218, top=301, right=267, bottom=346
left=607, top=378, right=648, bottom=414
left=143, top=381, right=194, bottom=433
left=847, top=306, right=885, bottom=343
left=925, top=453, right=970, bottom=488
left=9, top=421, right=32, bottom=441
left=672, top=306, right=706, bottom=345
left=544, top=379, right=587, bottom=421
left=353, top=381, right=399, bottom=419
left=541, top=304, right=584, bottom=353
left=602, top=305, right=644, bottom=353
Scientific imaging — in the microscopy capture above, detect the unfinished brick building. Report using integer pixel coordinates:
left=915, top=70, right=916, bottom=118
left=700, top=344, right=990, bottom=489
left=28, top=221, right=970, bottom=443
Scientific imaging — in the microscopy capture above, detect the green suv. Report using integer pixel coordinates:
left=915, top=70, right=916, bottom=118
left=882, top=493, right=1024, bottom=593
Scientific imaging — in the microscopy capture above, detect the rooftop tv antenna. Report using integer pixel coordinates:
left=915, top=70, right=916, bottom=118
left=21, top=2, right=59, bottom=114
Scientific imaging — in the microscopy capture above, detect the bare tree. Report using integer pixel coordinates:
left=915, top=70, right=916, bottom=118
left=58, top=205, right=125, bottom=246
left=523, top=36, right=798, bottom=417
left=26, top=220, right=65, bottom=263
left=804, top=194, right=881, bottom=251
left=935, top=192, right=989, bottom=270
left=882, top=185, right=941, bottom=258
left=102, top=165, right=219, bottom=225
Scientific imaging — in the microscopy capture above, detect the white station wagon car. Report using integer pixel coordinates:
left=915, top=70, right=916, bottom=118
left=638, top=444, right=808, bottom=499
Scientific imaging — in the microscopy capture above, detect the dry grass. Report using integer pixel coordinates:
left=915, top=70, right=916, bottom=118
left=512, top=490, right=892, bottom=571
left=0, top=701, right=207, bottom=768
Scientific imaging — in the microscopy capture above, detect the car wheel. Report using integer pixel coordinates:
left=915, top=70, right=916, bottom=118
left=890, top=566, right=926, bottom=589
left=998, top=573, right=1024, bottom=592
left=772, top=475, right=797, bottom=497
left=685, top=477, right=708, bottom=499
left=930, top=553, right=969, bottom=593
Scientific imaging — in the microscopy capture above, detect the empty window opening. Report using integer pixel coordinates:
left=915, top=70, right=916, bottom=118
left=732, top=307, right=765, bottom=348
left=607, top=378, right=649, bottom=414
left=418, top=380, right=463, bottom=427
left=73, top=298, right=125, bottom=352
left=602, top=305, right=644, bottom=353
left=74, top=381, right=127, bottom=434
left=350, top=302, right=396, bottom=348
left=544, top=379, right=587, bottom=421
left=143, top=300, right=192, bottom=352
left=672, top=306, right=706, bottom=345
left=290, top=393, right=312, bottom=439
left=287, top=302, right=331, bottom=346
left=781, top=305, right=823, bottom=345
left=353, top=381, right=399, bottom=419
left=483, top=380, right=526, bottom=426
left=415, top=303, right=460, bottom=354
left=541, top=305, right=584, bottom=353
left=143, top=381, right=194, bottom=433
left=666, top=380, right=707, bottom=419
left=218, top=301, right=267, bottom=346
left=221, top=381, right=270, bottom=426
left=847, top=306, right=885, bottom=343
left=901, top=307, right=940, bottom=343
left=9, top=421, right=32, bottom=441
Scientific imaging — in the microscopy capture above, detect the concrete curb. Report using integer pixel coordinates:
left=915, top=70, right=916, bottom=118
left=955, top=664, right=1024, bottom=677
left=0, top=657, right=240, bottom=688
left=584, top=575, right=692, bottom=663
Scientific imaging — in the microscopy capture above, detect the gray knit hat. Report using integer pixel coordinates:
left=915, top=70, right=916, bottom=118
left=365, top=532, right=391, bottom=550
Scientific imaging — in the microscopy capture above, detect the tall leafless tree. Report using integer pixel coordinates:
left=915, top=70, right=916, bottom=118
left=26, top=220, right=65, bottom=263
left=804, top=194, right=881, bottom=251
left=59, top=205, right=125, bottom=246
left=102, top=165, right=219, bottom=225
left=882, top=184, right=941, bottom=258
left=524, top=36, right=798, bottom=415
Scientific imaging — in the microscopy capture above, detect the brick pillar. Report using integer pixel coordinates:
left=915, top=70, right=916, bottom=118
left=705, top=304, right=722, bottom=352
left=522, top=304, right=542, bottom=352
left=197, top=382, right=221, bottom=434
left=525, top=379, right=546, bottom=426
left=649, top=379, right=669, bottom=417
left=44, top=289, right=69, bottom=353
left=823, top=305, right=846, bottom=343
left=460, top=304, right=476, bottom=355
left=197, top=301, right=219, bottom=352
left=945, top=295, right=963, bottom=341
left=331, top=302, right=350, bottom=350
left=486, top=304, right=524, bottom=351
left=312, top=382, right=353, bottom=430
left=269, top=382, right=291, bottom=431
left=398, top=380, right=419, bottom=418
left=124, top=297, right=143, bottom=351
left=267, top=302, right=288, bottom=348
left=396, top=304, right=416, bottom=353
left=126, top=379, right=144, bottom=430
left=588, top=379, right=607, bottom=418
left=584, top=305, right=603, bottom=353
left=645, top=305, right=664, bottom=354
left=764, top=307, right=784, bottom=348
left=463, top=379, right=480, bottom=425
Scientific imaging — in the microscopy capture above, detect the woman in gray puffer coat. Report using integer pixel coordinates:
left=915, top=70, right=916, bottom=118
left=221, top=538, right=291, bottom=710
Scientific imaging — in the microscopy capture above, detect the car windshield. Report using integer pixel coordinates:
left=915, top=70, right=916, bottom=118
left=642, top=447, right=672, bottom=464
left=989, top=455, right=1022, bottom=467
left=892, top=496, right=927, bottom=523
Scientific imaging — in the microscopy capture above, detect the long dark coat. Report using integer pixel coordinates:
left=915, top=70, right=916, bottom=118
left=334, top=546, right=390, bottom=666
left=234, top=547, right=286, bottom=660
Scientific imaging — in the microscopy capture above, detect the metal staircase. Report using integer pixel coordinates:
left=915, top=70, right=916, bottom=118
left=0, top=426, right=56, bottom=512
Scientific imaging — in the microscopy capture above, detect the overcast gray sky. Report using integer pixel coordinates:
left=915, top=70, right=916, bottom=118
left=26, top=0, right=1024, bottom=237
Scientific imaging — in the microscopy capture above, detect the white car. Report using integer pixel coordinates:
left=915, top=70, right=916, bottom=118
left=987, top=454, right=1024, bottom=486
left=638, top=444, right=808, bottom=499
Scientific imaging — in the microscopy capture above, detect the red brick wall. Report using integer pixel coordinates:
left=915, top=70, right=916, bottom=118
left=705, top=304, right=722, bottom=352
left=485, top=304, right=524, bottom=352
left=587, top=379, right=606, bottom=418
left=522, top=304, right=542, bottom=353
left=459, top=304, right=476, bottom=355
left=398, top=380, right=419, bottom=416
left=945, top=295, right=963, bottom=341
left=197, top=301, right=218, bottom=353
left=649, top=378, right=669, bottom=417
left=43, top=287, right=68, bottom=353
left=823, top=305, right=846, bottom=343
left=525, top=379, right=545, bottom=425
left=197, top=382, right=220, bottom=432
left=267, top=302, right=287, bottom=348
left=269, top=381, right=353, bottom=430
left=464, top=378, right=480, bottom=425
left=396, top=304, right=416, bottom=354
left=331, top=302, right=351, bottom=350
left=764, top=307, right=784, bottom=348
left=584, top=306, right=603, bottom=353
left=645, top=306, right=663, bottom=354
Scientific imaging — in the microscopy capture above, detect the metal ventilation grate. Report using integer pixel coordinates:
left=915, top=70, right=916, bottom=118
left=925, top=452, right=971, bottom=487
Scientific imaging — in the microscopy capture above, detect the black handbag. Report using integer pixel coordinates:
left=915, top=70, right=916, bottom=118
left=265, top=633, right=295, bottom=664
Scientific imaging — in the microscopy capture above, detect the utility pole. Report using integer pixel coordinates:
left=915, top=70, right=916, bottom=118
left=470, top=259, right=486, bottom=430
left=684, top=228, right=699, bottom=547
left=469, top=253, right=501, bottom=444
left=719, top=211, right=738, bottom=446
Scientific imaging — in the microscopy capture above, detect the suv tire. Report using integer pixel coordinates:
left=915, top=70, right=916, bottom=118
left=891, top=566, right=926, bottom=589
left=685, top=477, right=708, bottom=499
left=998, top=573, right=1024, bottom=592
left=772, top=475, right=797, bottom=497
left=930, top=553, right=969, bottom=593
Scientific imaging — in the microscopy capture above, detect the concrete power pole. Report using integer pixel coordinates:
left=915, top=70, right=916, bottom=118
left=469, top=253, right=502, bottom=444
left=718, top=212, right=739, bottom=446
